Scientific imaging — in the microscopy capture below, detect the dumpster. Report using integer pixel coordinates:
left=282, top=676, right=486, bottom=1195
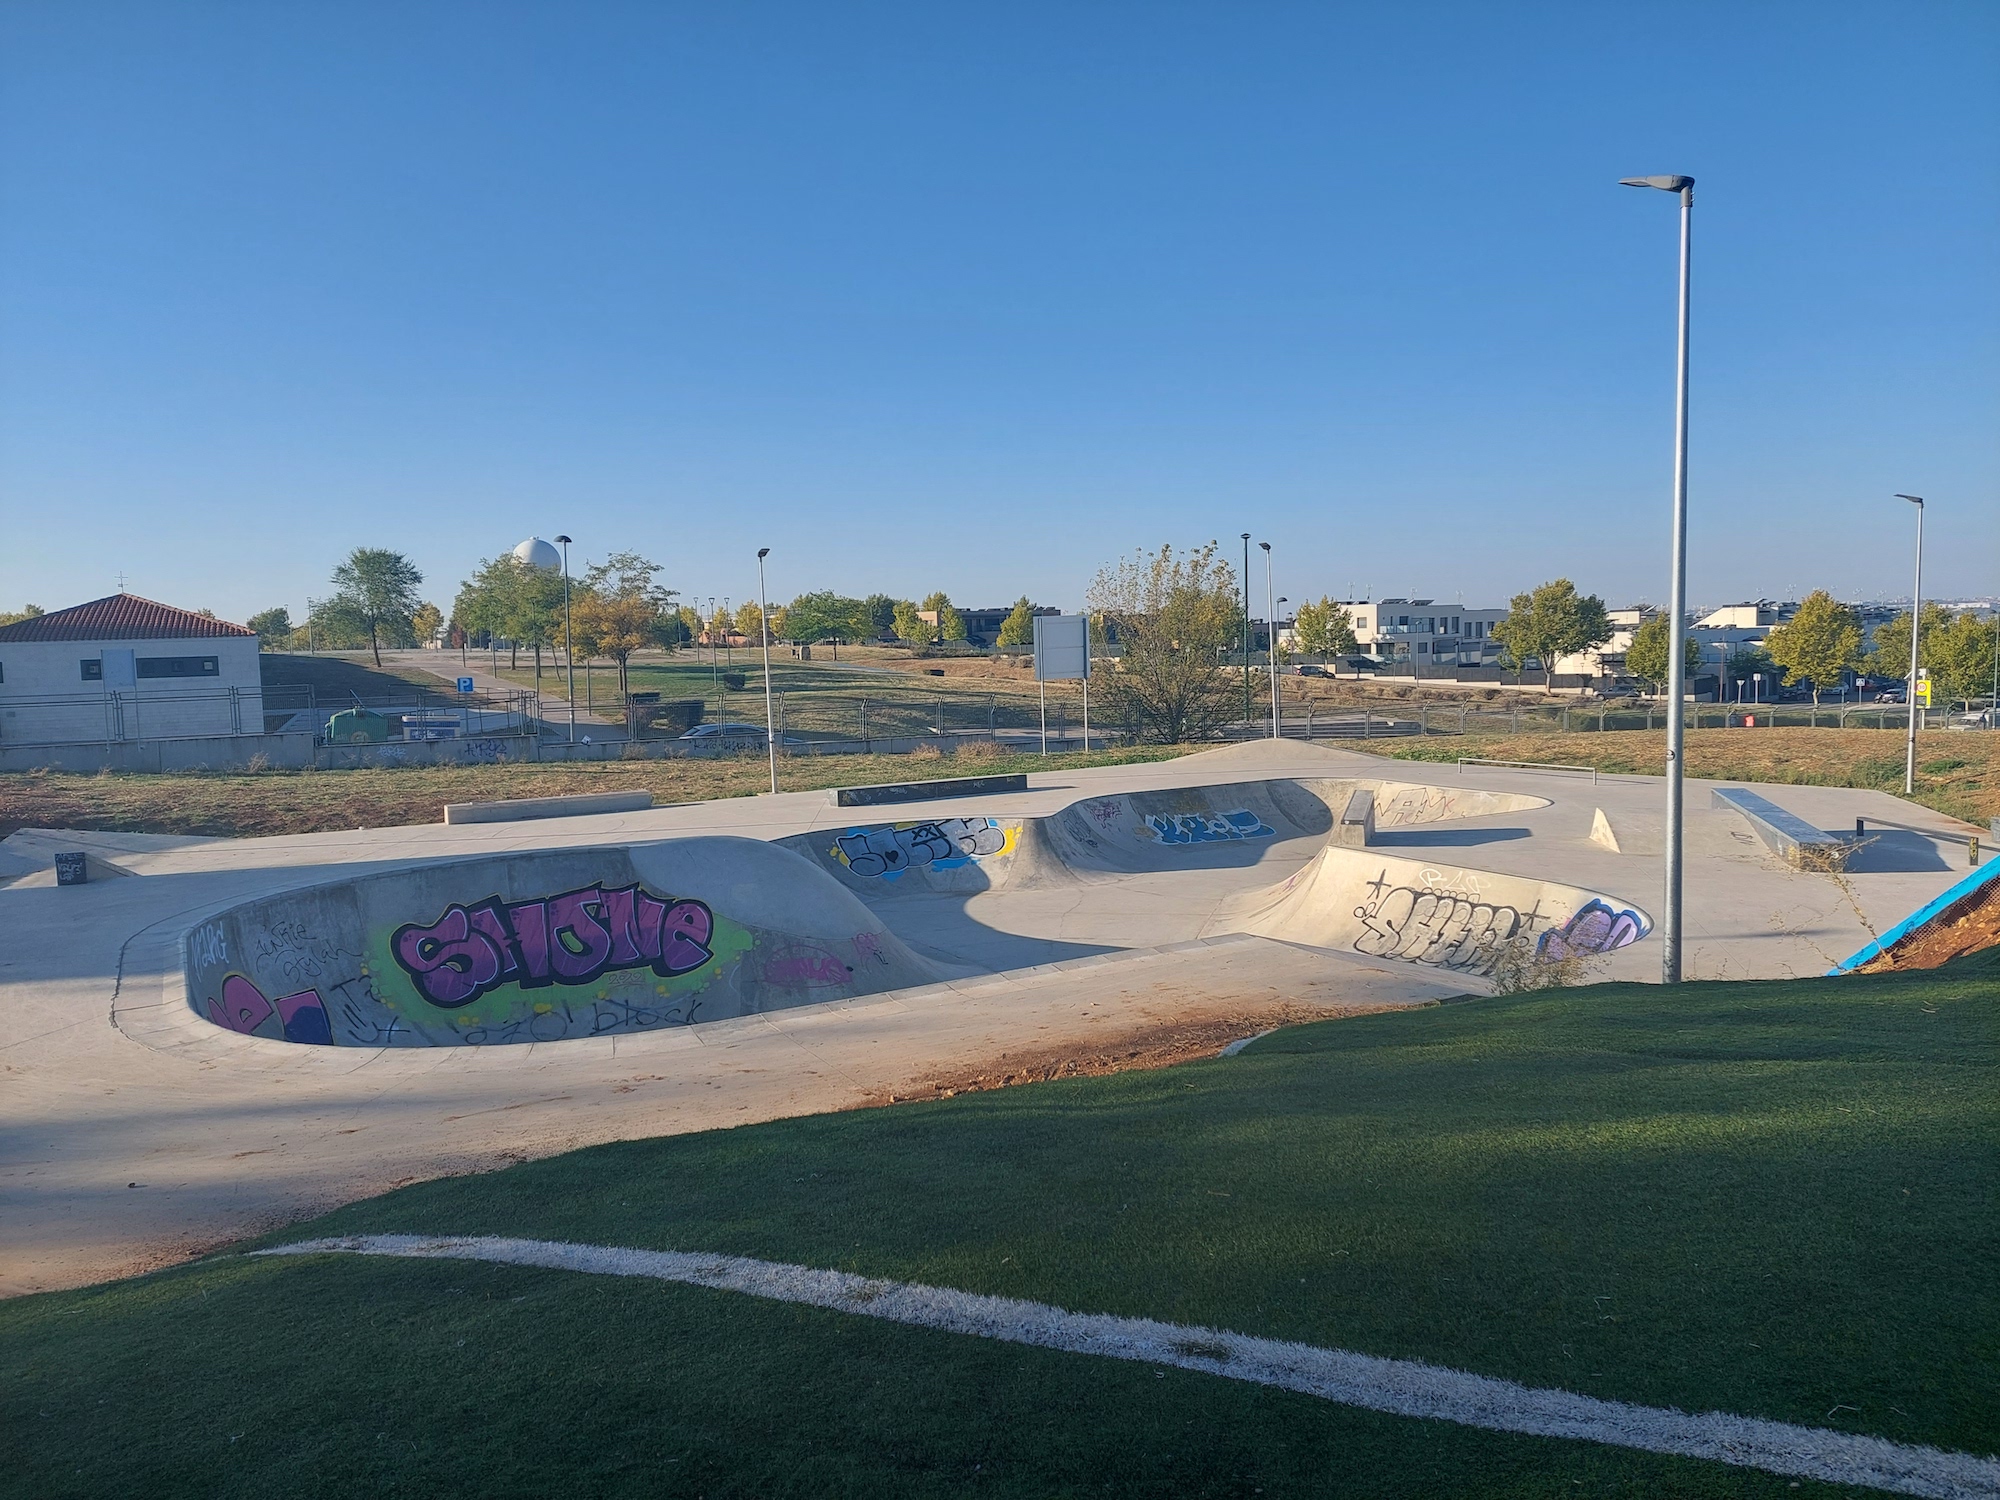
left=326, top=708, right=392, bottom=744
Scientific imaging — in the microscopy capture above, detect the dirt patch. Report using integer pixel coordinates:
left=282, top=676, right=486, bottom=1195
left=864, top=1000, right=1384, bottom=1105
left=1858, top=875, right=2000, bottom=972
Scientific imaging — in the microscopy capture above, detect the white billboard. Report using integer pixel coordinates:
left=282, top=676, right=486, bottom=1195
left=1033, top=613, right=1090, bottom=682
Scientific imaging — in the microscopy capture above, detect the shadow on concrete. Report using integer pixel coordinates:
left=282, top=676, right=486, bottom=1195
left=1372, top=827, right=1532, bottom=849
left=1843, top=831, right=1953, bottom=874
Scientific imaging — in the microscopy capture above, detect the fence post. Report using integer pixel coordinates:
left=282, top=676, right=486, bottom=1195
left=1512, top=705, right=1520, bottom=733
left=1561, top=706, right=1570, bottom=732
left=937, top=697, right=944, bottom=740
left=1420, top=703, right=1429, bottom=734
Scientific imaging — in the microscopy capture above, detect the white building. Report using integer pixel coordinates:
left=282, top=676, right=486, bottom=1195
left=1331, top=599, right=1507, bottom=669
left=1546, top=604, right=1660, bottom=679
left=0, top=594, right=263, bottom=746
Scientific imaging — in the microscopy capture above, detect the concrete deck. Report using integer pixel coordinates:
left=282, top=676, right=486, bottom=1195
left=1, top=739, right=1983, bottom=1295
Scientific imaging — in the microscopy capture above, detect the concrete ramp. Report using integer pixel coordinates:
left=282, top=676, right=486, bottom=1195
left=185, top=836, right=940, bottom=1047
left=1230, top=843, right=1651, bottom=980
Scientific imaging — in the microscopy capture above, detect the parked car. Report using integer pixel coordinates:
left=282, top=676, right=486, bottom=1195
left=678, top=723, right=804, bottom=746
left=1288, top=663, right=1327, bottom=677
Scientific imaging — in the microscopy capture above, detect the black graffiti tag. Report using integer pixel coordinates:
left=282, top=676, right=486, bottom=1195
left=391, top=884, right=715, bottom=1008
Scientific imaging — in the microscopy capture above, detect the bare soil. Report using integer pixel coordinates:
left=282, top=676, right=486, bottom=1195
left=1859, top=877, right=2000, bottom=972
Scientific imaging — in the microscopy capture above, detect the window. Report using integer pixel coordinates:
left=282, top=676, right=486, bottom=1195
left=81, top=659, right=102, bottom=680
left=136, top=655, right=219, bottom=679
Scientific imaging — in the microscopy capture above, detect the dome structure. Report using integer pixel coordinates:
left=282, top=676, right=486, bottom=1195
left=513, top=537, right=563, bottom=573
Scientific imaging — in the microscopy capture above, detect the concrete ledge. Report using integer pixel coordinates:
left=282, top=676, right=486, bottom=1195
left=443, top=790, right=654, bottom=825
left=1713, top=787, right=1845, bottom=869
left=1333, top=788, right=1375, bottom=848
left=831, top=773, right=1029, bottom=808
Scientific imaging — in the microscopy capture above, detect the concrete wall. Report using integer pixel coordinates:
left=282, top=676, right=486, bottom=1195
left=0, top=635, right=263, bottom=744
left=0, top=731, right=316, bottom=774
left=184, top=836, right=940, bottom=1047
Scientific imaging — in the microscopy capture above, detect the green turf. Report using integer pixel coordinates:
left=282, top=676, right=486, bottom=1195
left=3, top=968, right=1994, bottom=1497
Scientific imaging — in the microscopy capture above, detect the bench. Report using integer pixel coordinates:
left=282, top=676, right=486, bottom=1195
left=831, top=773, right=1029, bottom=808
left=1712, top=787, right=1848, bottom=870
left=1332, top=788, right=1375, bottom=848
left=443, top=790, right=654, bottom=825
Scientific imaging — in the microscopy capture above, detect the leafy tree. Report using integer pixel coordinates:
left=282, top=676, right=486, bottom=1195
left=0, top=604, right=44, bottom=626
left=1763, top=591, right=1863, bottom=704
left=574, top=552, right=675, bottom=702
left=708, top=606, right=734, bottom=641
left=735, top=600, right=769, bottom=643
left=860, top=594, right=898, bottom=639
left=1086, top=542, right=1241, bottom=744
left=1622, top=613, right=1701, bottom=694
left=891, top=600, right=928, bottom=645
left=1926, top=610, right=2000, bottom=710
left=676, top=605, right=705, bottom=640
left=1290, top=597, right=1357, bottom=658
left=920, top=592, right=967, bottom=643
left=1868, top=602, right=1960, bottom=694
left=781, top=593, right=868, bottom=645
left=410, top=602, right=445, bottom=648
left=1490, top=579, right=1611, bottom=686
left=996, top=597, right=1037, bottom=648
left=246, top=607, right=293, bottom=649
left=329, top=548, right=424, bottom=667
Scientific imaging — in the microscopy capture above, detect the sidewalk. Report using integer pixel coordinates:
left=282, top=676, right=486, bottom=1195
left=381, top=650, right=627, bottom=734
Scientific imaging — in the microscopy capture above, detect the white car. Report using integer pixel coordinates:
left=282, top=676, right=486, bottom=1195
left=678, top=723, right=803, bottom=745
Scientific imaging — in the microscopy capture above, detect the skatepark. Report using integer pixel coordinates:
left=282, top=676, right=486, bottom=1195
left=0, top=738, right=1989, bottom=1295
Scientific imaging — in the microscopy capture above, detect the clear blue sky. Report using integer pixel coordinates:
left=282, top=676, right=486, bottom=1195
left=2, top=1, right=1994, bottom=624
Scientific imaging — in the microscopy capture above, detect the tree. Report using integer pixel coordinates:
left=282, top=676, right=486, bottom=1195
left=1866, top=602, right=1958, bottom=692
left=410, top=602, right=444, bottom=648
left=996, top=597, right=1037, bottom=648
left=0, top=604, right=44, bottom=626
left=1290, top=597, right=1356, bottom=658
left=921, top=592, right=967, bottom=643
left=1490, top=579, right=1612, bottom=686
left=246, top=607, right=293, bottom=649
left=1622, top=613, right=1701, bottom=695
left=1927, top=609, right=2000, bottom=710
left=891, top=600, right=928, bottom=645
left=860, top=594, right=898, bottom=640
left=780, top=593, right=867, bottom=645
left=1086, top=542, right=1241, bottom=744
left=676, top=604, right=704, bottom=640
left=1763, top=591, right=1863, bottom=704
left=573, top=553, right=675, bottom=703
left=329, top=548, right=424, bottom=667
left=735, top=600, right=769, bottom=642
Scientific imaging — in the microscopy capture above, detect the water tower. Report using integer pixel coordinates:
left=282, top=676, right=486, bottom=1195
left=513, top=537, right=562, bottom=573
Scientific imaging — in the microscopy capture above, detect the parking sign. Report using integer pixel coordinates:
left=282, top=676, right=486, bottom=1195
left=456, top=677, right=474, bottom=694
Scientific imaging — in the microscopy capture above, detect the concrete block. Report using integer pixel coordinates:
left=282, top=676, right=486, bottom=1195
left=442, top=790, right=654, bottom=825
left=1712, top=787, right=1846, bottom=870
left=1332, top=787, right=1374, bottom=848
left=1588, top=807, right=1622, bottom=853
left=832, top=774, right=1028, bottom=808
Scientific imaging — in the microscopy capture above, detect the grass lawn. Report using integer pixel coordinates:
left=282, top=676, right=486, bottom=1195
left=1360, top=727, right=2000, bottom=826
left=4, top=966, right=1992, bottom=1497
left=0, top=743, right=1188, bottom=840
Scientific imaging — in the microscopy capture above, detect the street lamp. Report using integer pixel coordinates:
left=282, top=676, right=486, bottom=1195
left=1241, top=534, right=1253, bottom=732
left=1620, top=170, right=1694, bottom=986
left=1274, top=596, right=1289, bottom=738
left=1259, top=542, right=1278, bottom=739
left=554, top=535, right=575, bottom=744
left=756, top=549, right=778, bottom=795
left=1896, top=495, right=1924, bottom=793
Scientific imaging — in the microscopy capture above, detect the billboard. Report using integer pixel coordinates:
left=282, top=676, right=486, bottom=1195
left=1033, top=614, right=1090, bottom=682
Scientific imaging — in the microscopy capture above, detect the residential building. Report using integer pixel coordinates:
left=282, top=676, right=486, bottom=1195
left=1327, top=599, right=1507, bottom=668
left=919, top=604, right=1060, bottom=648
left=1548, top=604, right=1659, bottom=679
left=0, top=594, right=262, bottom=746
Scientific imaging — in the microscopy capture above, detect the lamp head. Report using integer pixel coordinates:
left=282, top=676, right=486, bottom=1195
left=757, top=547, right=771, bottom=559
left=554, top=534, right=572, bottom=546
left=1258, top=541, right=1271, bottom=554
left=1620, top=174, right=1694, bottom=193
left=1240, top=532, right=1250, bottom=541
left=1895, top=494, right=1924, bottom=507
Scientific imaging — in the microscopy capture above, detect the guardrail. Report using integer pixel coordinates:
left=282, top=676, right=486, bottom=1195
left=1457, top=756, right=1600, bottom=783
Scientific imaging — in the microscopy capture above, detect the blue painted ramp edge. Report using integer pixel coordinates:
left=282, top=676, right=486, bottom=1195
left=1828, top=856, right=2000, bottom=975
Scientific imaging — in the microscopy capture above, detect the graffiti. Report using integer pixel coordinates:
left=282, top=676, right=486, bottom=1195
left=206, top=973, right=332, bottom=1044
left=1351, top=872, right=1529, bottom=974
left=1536, top=899, right=1646, bottom=962
left=851, top=931, right=889, bottom=966
left=390, top=884, right=715, bottom=1009
left=252, top=918, right=341, bottom=989
left=453, top=738, right=510, bottom=765
left=761, top=943, right=854, bottom=987
left=832, top=816, right=1011, bottom=879
left=1375, top=785, right=1470, bottom=827
left=189, top=923, right=228, bottom=971
left=1080, top=798, right=1125, bottom=832
left=1143, top=810, right=1276, bottom=846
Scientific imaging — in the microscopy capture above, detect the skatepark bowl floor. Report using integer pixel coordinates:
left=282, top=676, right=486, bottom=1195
left=1, top=962, right=1994, bottom=1499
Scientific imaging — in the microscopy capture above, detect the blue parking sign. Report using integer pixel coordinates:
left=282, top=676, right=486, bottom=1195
left=456, top=677, right=474, bottom=694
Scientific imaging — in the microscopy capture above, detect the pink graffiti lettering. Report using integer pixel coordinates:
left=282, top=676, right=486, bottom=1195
left=760, top=944, right=853, bottom=987
left=206, top=974, right=332, bottom=1044
left=210, top=973, right=275, bottom=1034
left=390, top=885, right=716, bottom=1008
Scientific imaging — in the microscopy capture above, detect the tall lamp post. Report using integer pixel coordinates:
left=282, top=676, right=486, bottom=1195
left=1259, top=542, right=1279, bottom=738
left=756, top=549, right=778, bottom=795
left=1241, top=534, right=1253, bottom=731
left=1620, top=171, right=1694, bottom=985
left=554, top=535, right=575, bottom=743
left=1896, top=496, right=1924, bottom=793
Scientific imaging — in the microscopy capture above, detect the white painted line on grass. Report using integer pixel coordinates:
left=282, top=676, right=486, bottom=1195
left=258, top=1234, right=1999, bottom=1500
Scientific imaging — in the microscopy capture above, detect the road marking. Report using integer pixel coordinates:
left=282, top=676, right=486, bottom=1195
left=258, top=1234, right=1998, bottom=1499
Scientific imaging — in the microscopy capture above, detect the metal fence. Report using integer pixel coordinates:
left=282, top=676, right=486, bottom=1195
left=0, top=683, right=537, bottom=749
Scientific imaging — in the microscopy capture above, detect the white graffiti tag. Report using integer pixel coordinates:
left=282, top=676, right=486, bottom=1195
left=834, top=817, right=1008, bottom=879
left=1353, top=884, right=1524, bottom=973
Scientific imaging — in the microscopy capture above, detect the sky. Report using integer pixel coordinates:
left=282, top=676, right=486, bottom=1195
left=1, top=1, right=1995, bottom=625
